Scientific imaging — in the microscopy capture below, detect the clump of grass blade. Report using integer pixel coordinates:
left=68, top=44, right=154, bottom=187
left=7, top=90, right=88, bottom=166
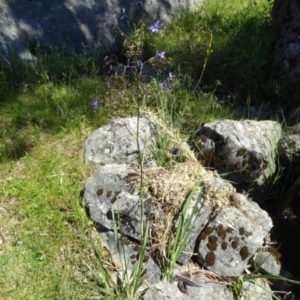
left=163, top=180, right=203, bottom=280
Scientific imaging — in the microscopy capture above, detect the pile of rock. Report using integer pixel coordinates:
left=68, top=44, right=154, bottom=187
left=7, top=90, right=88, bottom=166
left=82, top=115, right=299, bottom=299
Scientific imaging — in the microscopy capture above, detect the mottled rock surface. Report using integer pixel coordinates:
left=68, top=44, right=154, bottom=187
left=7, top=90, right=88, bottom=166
left=240, top=278, right=272, bottom=300
left=177, top=175, right=234, bottom=265
left=253, top=251, right=281, bottom=276
left=83, top=116, right=156, bottom=166
left=196, top=193, right=273, bottom=277
left=193, top=119, right=281, bottom=196
left=141, top=280, right=234, bottom=300
left=99, top=231, right=162, bottom=287
left=83, top=163, right=144, bottom=240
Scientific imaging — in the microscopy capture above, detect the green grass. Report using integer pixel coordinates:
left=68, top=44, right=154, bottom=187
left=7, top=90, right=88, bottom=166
left=0, top=127, right=103, bottom=299
left=0, top=0, right=297, bottom=299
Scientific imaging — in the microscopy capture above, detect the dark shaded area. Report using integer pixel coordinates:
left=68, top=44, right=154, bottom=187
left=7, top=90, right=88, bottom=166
left=270, top=165, right=300, bottom=297
left=203, top=16, right=279, bottom=105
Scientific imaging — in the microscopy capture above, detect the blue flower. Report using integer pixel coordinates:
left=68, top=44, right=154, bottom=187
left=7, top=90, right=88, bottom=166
left=160, top=72, right=176, bottom=89
left=168, top=72, right=176, bottom=80
left=149, top=21, right=160, bottom=33
left=90, top=100, right=100, bottom=109
left=157, top=51, right=166, bottom=60
left=159, top=81, right=168, bottom=89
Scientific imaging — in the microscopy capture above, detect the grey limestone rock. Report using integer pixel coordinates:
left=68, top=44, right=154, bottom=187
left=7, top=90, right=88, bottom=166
left=178, top=174, right=235, bottom=265
left=83, top=163, right=153, bottom=241
left=196, top=193, right=273, bottom=277
left=0, top=0, right=204, bottom=64
left=193, top=119, right=281, bottom=196
left=141, top=280, right=234, bottom=300
left=176, top=187, right=212, bottom=265
left=83, top=116, right=156, bottom=166
left=99, top=231, right=162, bottom=288
left=240, top=278, right=272, bottom=300
left=253, top=251, right=281, bottom=276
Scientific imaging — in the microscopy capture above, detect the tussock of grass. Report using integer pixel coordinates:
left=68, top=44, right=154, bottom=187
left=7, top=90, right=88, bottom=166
left=130, top=161, right=205, bottom=255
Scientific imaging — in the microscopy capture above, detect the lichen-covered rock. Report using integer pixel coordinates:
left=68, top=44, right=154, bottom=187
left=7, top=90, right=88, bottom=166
left=99, top=231, right=162, bottom=288
left=141, top=280, right=234, bottom=300
left=240, top=278, right=272, bottom=300
left=253, top=251, right=281, bottom=276
left=82, top=163, right=147, bottom=240
left=178, top=174, right=235, bottom=265
left=193, top=119, right=281, bottom=195
left=83, top=116, right=156, bottom=166
left=196, top=193, right=273, bottom=277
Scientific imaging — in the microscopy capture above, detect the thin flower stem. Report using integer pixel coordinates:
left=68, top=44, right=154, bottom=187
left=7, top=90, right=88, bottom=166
left=193, top=33, right=213, bottom=93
